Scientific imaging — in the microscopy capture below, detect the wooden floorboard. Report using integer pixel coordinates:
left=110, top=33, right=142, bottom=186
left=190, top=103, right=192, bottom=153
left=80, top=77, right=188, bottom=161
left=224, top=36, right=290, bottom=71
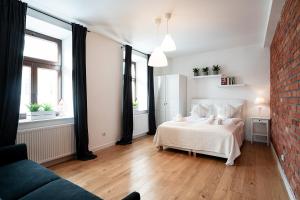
left=50, top=136, right=289, bottom=200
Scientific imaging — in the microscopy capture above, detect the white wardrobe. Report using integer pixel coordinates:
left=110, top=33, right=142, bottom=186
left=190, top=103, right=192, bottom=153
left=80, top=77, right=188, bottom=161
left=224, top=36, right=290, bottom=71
left=154, top=74, right=187, bottom=125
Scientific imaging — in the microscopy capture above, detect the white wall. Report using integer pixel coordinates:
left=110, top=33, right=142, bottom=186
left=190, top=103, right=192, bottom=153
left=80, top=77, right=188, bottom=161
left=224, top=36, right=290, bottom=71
left=86, top=32, right=148, bottom=151
left=86, top=32, right=123, bottom=150
left=159, top=45, right=270, bottom=139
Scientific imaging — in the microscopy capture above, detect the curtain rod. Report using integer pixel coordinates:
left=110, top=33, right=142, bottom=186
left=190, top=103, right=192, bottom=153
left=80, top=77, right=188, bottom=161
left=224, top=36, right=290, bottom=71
left=27, top=6, right=90, bottom=32
left=121, top=46, right=148, bottom=56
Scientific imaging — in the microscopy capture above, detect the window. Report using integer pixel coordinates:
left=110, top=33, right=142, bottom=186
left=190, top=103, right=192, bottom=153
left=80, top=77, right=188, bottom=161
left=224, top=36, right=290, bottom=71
left=20, top=30, right=62, bottom=114
left=123, top=51, right=148, bottom=111
left=131, top=62, right=137, bottom=101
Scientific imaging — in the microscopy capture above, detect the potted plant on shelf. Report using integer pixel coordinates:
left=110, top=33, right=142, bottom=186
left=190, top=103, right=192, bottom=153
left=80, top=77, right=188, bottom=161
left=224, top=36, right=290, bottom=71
left=201, top=67, right=209, bottom=76
left=212, top=65, right=221, bottom=75
left=193, top=67, right=199, bottom=76
left=27, top=103, right=56, bottom=120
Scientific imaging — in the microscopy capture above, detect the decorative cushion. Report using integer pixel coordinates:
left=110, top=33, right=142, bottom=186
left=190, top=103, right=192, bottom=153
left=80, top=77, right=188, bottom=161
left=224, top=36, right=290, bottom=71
left=191, top=104, right=210, bottom=118
left=215, top=104, right=242, bottom=119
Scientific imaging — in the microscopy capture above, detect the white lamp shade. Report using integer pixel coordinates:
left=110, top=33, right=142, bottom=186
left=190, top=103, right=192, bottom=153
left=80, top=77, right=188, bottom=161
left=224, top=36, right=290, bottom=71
left=255, top=97, right=265, bottom=105
left=148, top=47, right=168, bottom=67
left=161, top=34, right=176, bottom=52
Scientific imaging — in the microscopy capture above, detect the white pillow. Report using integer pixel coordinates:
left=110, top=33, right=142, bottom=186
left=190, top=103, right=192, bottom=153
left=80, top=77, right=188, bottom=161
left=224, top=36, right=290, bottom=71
left=191, top=104, right=209, bottom=118
left=215, top=104, right=242, bottom=119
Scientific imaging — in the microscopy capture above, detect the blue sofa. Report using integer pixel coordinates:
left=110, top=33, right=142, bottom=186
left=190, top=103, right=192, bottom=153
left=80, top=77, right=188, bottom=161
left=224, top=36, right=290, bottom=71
left=0, top=144, right=140, bottom=200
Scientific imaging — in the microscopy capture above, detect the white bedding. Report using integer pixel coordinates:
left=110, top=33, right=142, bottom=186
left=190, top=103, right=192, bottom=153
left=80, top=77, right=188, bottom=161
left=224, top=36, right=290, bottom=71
left=153, top=117, right=244, bottom=165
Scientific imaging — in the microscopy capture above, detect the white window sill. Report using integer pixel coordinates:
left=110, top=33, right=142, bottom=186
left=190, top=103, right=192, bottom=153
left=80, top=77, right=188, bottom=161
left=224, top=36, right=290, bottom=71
left=18, top=116, right=74, bottom=131
left=133, top=110, right=148, bottom=115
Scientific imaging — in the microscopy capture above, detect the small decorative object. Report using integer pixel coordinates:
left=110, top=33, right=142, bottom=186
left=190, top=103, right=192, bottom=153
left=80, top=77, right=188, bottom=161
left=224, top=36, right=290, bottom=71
left=193, top=67, right=200, bottom=76
left=212, top=65, right=221, bottom=75
left=231, top=77, right=236, bottom=84
left=201, top=67, right=209, bottom=75
left=27, top=103, right=56, bottom=120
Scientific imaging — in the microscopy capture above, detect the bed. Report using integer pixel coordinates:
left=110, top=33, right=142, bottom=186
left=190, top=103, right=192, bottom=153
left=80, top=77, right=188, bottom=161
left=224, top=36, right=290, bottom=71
left=153, top=98, right=246, bottom=165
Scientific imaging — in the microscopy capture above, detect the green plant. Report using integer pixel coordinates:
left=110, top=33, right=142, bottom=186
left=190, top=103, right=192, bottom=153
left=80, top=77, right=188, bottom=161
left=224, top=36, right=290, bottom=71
left=193, top=68, right=199, bottom=73
left=133, top=99, right=139, bottom=109
left=42, top=103, right=53, bottom=111
left=27, top=103, right=41, bottom=112
left=212, top=65, right=221, bottom=72
left=202, top=67, right=209, bottom=72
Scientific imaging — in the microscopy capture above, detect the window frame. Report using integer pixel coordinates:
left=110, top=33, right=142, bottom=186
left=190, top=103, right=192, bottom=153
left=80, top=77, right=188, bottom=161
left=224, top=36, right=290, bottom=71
left=23, top=30, right=62, bottom=105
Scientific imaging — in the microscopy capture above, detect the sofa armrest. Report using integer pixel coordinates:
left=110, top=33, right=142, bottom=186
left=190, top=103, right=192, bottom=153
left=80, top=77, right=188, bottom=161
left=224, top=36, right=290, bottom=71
left=0, top=144, right=28, bottom=166
left=122, top=192, right=140, bottom=200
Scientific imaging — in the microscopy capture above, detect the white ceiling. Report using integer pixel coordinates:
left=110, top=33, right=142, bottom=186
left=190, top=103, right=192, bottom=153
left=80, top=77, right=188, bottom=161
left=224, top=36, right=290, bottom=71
left=23, top=0, right=271, bottom=57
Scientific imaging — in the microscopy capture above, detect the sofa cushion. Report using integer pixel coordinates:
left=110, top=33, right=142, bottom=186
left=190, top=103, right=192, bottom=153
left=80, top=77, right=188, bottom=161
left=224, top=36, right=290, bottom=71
left=0, top=160, right=59, bottom=200
left=19, top=179, right=102, bottom=200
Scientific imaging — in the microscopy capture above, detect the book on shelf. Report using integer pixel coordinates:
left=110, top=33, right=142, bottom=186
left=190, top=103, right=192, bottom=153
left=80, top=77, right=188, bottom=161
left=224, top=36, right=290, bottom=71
left=221, top=76, right=236, bottom=85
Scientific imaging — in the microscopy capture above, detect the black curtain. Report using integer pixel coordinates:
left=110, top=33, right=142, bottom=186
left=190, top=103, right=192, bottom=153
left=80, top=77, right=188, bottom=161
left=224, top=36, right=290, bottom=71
left=72, top=23, right=96, bottom=160
left=117, top=45, right=133, bottom=145
left=147, top=55, right=157, bottom=135
left=0, top=0, right=27, bottom=147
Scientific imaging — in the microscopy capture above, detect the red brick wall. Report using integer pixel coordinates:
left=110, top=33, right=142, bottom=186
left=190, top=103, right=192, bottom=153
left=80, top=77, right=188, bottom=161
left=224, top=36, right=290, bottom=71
left=270, top=0, right=300, bottom=198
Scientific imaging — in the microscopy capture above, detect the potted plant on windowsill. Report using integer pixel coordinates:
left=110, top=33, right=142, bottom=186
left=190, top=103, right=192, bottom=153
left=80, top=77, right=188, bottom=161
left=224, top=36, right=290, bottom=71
left=201, top=67, right=209, bottom=76
left=212, top=65, right=221, bottom=75
left=133, top=99, right=139, bottom=110
left=193, top=67, right=200, bottom=76
left=27, top=103, right=56, bottom=120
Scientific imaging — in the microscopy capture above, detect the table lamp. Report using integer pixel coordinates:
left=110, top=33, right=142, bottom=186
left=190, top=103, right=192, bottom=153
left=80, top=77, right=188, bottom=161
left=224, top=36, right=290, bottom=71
left=255, top=97, right=265, bottom=117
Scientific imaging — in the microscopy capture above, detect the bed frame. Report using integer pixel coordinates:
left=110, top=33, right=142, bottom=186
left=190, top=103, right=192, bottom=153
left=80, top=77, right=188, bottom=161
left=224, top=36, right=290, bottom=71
left=158, top=98, right=246, bottom=159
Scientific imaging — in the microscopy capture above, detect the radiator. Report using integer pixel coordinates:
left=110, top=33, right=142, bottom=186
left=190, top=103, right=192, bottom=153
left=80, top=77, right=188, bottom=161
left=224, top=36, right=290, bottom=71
left=16, top=124, right=75, bottom=164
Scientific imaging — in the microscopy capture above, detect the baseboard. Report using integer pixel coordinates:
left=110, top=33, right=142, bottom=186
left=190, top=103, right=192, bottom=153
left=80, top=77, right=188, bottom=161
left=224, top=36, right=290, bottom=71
left=90, top=132, right=149, bottom=153
left=270, top=143, right=296, bottom=200
left=133, top=132, right=148, bottom=139
left=42, top=133, right=150, bottom=167
left=42, top=154, right=75, bottom=167
left=90, top=141, right=116, bottom=152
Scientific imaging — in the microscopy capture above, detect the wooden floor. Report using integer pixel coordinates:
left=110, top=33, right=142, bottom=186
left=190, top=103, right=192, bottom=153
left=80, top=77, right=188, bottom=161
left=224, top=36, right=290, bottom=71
left=50, top=136, right=289, bottom=200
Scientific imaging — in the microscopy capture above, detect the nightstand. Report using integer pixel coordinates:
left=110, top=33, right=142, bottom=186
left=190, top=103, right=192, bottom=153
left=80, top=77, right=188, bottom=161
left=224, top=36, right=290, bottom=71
left=250, top=117, right=270, bottom=145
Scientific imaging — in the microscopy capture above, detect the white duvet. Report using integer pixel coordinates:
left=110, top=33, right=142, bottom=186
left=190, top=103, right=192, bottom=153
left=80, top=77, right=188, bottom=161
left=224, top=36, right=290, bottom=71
left=153, top=117, right=244, bottom=165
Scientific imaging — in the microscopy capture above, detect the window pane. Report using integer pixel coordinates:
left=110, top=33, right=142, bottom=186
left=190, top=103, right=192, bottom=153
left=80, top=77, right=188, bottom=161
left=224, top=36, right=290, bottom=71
left=24, top=35, right=58, bottom=62
left=37, top=68, right=59, bottom=107
left=132, top=80, right=136, bottom=101
left=20, top=66, right=31, bottom=113
left=132, top=54, right=148, bottom=111
left=131, top=64, right=136, bottom=78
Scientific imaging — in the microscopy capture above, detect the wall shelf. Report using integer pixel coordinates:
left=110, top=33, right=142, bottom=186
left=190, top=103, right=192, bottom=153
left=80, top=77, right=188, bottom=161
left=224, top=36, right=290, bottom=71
left=192, top=74, right=222, bottom=79
left=218, top=84, right=246, bottom=88
left=192, top=74, right=246, bottom=88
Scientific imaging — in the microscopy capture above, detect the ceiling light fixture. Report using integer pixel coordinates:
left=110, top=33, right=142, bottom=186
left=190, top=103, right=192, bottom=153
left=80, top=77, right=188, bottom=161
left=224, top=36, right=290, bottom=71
left=161, top=13, right=176, bottom=52
left=148, top=18, right=168, bottom=67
